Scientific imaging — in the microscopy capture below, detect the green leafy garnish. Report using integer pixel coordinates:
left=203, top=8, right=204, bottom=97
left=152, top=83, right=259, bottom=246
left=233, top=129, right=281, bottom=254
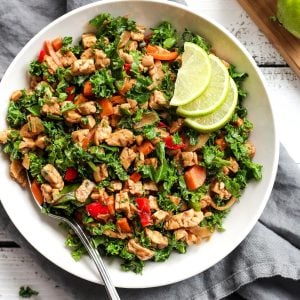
left=90, top=69, right=116, bottom=98
left=150, top=21, right=178, bottom=49
left=19, top=286, right=39, bottom=298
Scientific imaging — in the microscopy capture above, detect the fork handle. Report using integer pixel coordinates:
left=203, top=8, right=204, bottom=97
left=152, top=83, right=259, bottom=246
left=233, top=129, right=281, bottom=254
left=66, top=219, right=120, bottom=300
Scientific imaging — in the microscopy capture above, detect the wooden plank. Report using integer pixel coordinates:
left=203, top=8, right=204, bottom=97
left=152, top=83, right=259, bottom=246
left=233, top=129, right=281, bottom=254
left=237, top=0, right=300, bottom=77
left=186, top=0, right=286, bottom=65
left=0, top=223, right=12, bottom=242
left=0, top=248, right=73, bottom=299
left=261, top=67, right=300, bottom=164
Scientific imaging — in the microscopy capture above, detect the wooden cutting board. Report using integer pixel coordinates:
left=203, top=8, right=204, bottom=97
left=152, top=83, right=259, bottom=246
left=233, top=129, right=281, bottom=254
left=237, top=0, right=300, bottom=77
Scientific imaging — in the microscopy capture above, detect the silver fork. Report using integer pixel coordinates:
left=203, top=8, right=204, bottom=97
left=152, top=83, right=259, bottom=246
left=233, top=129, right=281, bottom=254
left=27, top=173, right=120, bottom=300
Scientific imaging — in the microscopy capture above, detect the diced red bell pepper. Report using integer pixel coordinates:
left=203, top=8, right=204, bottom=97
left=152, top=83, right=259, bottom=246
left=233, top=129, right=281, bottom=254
left=130, top=172, right=142, bottom=183
left=67, top=94, right=75, bottom=101
left=139, top=211, right=153, bottom=227
left=86, top=202, right=110, bottom=219
left=136, top=197, right=151, bottom=212
left=38, top=49, right=46, bottom=63
left=64, top=167, right=78, bottom=182
left=135, top=197, right=153, bottom=227
left=123, top=63, right=131, bottom=74
left=158, top=121, right=169, bottom=128
left=164, top=135, right=185, bottom=150
left=66, top=86, right=75, bottom=94
left=66, top=86, right=75, bottom=101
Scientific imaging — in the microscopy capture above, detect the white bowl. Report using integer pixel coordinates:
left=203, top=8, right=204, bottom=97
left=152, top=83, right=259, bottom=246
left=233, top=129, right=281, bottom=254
left=0, top=0, right=279, bottom=288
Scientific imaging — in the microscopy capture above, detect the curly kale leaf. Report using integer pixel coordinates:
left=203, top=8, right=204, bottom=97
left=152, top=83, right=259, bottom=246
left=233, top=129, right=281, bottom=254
left=159, top=73, right=175, bottom=100
left=90, top=69, right=116, bottom=98
left=2, top=130, right=23, bottom=160
left=154, top=235, right=186, bottom=262
left=229, top=65, right=248, bottom=99
left=61, top=36, right=83, bottom=56
left=121, top=259, right=145, bottom=274
left=150, top=21, right=178, bottom=49
left=200, top=209, right=228, bottom=232
left=6, top=101, right=27, bottom=128
left=89, top=13, right=136, bottom=40
left=126, top=75, right=153, bottom=104
left=28, top=152, right=46, bottom=183
left=19, top=286, right=39, bottom=298
left=182, top=29, right=211, bottom=53
left=65, top=234, right=87, bottom=261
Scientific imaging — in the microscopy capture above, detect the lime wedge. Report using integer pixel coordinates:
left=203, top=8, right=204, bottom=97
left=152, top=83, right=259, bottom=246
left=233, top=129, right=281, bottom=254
left=170, top=42, right=212, bottom=106
left=177, top=54, right=230, bottom=117
left=185, top=77, right=238, bottom=133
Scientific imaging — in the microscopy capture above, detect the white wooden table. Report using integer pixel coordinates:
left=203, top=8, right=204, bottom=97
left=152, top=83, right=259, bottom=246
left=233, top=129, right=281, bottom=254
left=0, top=0, right=300, bottom=299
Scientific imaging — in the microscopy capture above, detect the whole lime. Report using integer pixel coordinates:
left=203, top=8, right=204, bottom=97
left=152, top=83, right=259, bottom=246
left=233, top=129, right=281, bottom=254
left=277, top=0, right=300, bottom=38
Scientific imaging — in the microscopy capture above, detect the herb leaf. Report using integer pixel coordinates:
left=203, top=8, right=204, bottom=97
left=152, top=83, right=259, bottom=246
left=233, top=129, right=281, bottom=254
left=90, top=69, right=116, bottom=98
left=150, top=21, right=178, bottom=49
left=182, top=29, right=211, bottom=53
left=19, top=286, right=39, bottom=298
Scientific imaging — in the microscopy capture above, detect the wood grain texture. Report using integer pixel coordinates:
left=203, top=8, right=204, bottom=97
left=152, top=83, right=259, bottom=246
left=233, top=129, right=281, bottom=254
left=237, top=0, right=300, bottom=76
left=187, top=0, right=286, bottom=65
left=261, top=67, right=300, bottom=165
left=0, top=1, right=300, bottom=299
left=0, top=224, right=11, bottom=242
left=0, top=248, right=73, bottom=300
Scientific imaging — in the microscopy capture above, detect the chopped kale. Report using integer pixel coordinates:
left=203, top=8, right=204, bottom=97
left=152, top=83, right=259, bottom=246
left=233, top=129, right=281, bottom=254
left=228, top=65, right=248, bottom=100
left=60, top=101, right=77, bottom=113
left=89, top=13, right=136, bottom=40
left=19, top=286, right=39, bottom=298
left=185, top=127, right=199, bottom=146
left=150, top=21, right=178, bottom=49
left=159, top=73, right=175, bottom=100
left=2, top=130, right=23, bottom=160
left=157, top=193, right=177, bottom=212
left=28, top=60, right=43, bottom=76
left=28, top=152, right=46, bottom=183
left=202, top=145, right=230, bottom=170
left=121, top=259, right=145, bottom=274
left=90, top=69, right=116, bottom=98
left=154, top=235, right=186, bottom=262
left=126, top=75, right=153, bottom=104
left=182, top=29, right=211, bottom=53
left=61, top=36, right=83, bottom=55
left=6, top=101, right=27, bottom=128
left=172, top=132, right=182, bottom=145
left=201, top=209, right=228, bottom=232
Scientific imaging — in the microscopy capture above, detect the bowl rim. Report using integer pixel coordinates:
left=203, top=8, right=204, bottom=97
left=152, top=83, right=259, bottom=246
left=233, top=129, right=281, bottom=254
left=0, top=0, right=279, bottom=288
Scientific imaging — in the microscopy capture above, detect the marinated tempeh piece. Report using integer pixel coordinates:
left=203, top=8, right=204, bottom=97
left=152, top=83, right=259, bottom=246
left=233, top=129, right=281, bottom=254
left=164, top=209, right=204, bottom=230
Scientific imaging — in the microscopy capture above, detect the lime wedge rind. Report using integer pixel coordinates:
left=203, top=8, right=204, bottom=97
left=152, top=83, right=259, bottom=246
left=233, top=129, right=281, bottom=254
left=170, top=42, right=212, bottom=106
left=184, top=77, right=238, bottom=133
left=177, top=54, right=230, bottom=117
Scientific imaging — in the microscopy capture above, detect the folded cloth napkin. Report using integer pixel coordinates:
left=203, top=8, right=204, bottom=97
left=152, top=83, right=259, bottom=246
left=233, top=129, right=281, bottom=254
left=0, top=1, right=299, bottom=299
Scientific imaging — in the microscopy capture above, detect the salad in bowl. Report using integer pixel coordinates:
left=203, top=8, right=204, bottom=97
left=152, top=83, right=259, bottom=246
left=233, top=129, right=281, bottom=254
left=0, top=12, right=262, bottom=274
